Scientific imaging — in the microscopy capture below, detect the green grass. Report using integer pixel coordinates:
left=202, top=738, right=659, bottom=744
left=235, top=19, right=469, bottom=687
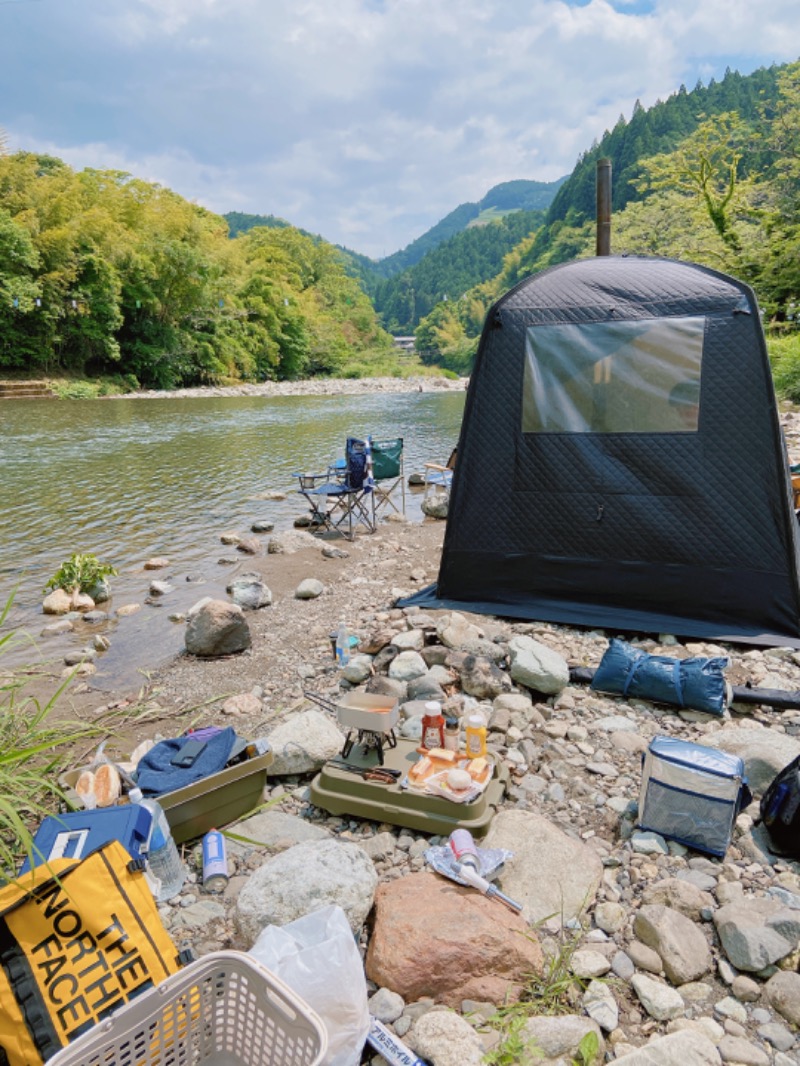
left=480, top=922, right=603, bottom=1066
left=0, top=591, right=96, bottom=878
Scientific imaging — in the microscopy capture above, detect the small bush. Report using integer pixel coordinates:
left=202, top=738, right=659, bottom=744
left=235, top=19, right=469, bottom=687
left=45, top=552, right=118, bottom=595
left=769, top=332, right=800, bottom=402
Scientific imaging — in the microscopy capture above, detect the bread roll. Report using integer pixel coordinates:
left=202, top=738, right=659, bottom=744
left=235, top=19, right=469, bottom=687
left=75, top=769, right=96, bottom=799
left=93, top=763, right=121, bottom=807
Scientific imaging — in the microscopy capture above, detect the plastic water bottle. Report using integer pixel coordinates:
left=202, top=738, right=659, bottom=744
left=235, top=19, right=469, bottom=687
left=335, top=619, right=350, bottom=665
left=128, top=788, right=186, bottom=901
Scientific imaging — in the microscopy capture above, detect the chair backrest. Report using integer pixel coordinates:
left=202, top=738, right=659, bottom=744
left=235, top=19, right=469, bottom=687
left=371, top=437, right=403, bottom=481
left=345, top=437, right=369, bottom=490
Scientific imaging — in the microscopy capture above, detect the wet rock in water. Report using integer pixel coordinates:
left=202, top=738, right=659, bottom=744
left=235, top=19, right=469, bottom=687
left=149, top=580, right=173, bottom=596
left=234, top=839, right=377, bottom=943
left=81, top=609, right=108, bottom=624
left=236, top=536, right=262, bottom=555
left=64, top=648, right=97, bottom=666
left=294, top=578, right=324, bottom=599
left=41, top=618, right=75, bottom=635
left=365, top=871, right=542, bottom=1008
left=184, top=599, right=251, bottom=657
left=86, top=579, right=110, bottom=603
left=42, top=588, right=73, bottom=615
left=251, top=520, right=274, bottom=533
left=144, top=556, right=170, bottom=570
left=220, top=531, right=240, bottom=545
left=226, top=573, right=272, bottom=610
left=115, top=602, right=142, bottom=617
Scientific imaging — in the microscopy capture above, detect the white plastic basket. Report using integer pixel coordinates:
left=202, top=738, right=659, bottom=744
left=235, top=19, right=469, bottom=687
left=47, top=951, right=328, bottom=1066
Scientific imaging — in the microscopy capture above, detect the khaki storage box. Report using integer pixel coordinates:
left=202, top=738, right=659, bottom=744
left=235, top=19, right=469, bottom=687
left=60, top=751, right=273, bottom=844
left=310, top=738, right=507, bottom=836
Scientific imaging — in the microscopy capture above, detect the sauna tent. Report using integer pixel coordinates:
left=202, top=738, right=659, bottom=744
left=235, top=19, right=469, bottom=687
left=407, top=256, right=800, bottom=646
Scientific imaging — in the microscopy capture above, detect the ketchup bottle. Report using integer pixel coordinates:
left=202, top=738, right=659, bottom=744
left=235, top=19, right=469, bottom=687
left=421, top=701, right=445, bottom=751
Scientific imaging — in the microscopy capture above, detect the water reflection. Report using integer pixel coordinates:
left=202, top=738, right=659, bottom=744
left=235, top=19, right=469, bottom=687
left=0, top=390, right=464, bottom=688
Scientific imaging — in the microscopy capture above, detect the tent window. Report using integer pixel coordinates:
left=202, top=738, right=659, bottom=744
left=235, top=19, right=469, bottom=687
left=522, top=316, right=705, bottom=434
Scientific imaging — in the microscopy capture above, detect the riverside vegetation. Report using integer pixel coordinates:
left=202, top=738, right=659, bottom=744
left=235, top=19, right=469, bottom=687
left=4, top=61, right=800, bottom=400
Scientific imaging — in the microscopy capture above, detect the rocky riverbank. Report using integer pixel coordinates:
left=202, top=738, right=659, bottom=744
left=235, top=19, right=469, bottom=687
left=48, top=507, right=800, bottom=1066
left=107, top=374, right=468, bottom=401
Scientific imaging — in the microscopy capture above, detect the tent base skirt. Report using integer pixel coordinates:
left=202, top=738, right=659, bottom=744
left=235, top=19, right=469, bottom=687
left=397, top=584, right=800, bottom=650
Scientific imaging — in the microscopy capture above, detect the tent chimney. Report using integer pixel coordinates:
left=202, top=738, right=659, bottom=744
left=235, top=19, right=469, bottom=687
left=596, top=158, right=612, bottom=256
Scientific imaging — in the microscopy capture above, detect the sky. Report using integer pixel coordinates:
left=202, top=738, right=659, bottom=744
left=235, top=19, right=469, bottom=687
left=1, top=0, right=800, bottom=260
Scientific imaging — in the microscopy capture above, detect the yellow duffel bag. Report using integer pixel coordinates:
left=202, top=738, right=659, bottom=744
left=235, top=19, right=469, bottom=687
left=0, top=839, right=187, bottom=1066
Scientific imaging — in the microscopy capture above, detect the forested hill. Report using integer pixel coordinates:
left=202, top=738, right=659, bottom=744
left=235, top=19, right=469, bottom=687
left=223, top=177, right=565, bottom=287
left=414, top=60, right=800, bottom=377
left=546, top=65, right=781, bottom=226
left=372, top=208, right=547, bottom=334
left=371, top=177, right=566, bottom=280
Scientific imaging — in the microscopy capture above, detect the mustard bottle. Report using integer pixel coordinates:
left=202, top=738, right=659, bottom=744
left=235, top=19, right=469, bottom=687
left=465, top=713, right=487, bottom=759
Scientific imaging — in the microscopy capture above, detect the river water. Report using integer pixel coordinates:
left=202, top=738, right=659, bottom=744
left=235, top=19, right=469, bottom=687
left=1, top=389, right=465, bottom=690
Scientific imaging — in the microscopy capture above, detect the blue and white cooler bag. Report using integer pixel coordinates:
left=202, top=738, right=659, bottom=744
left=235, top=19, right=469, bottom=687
left=639, top=736, right=752, bottom=858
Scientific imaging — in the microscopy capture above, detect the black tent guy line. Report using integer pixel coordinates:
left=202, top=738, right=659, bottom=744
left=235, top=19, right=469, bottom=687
left=402, top=255, right=800, bottom=648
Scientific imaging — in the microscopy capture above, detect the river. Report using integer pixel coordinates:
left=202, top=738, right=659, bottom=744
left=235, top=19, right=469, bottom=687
left=1, top=389, right=465, bottom=690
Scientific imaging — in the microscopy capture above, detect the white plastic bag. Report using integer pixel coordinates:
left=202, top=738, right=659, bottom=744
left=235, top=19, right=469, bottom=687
left=248, top=904, right=369, bottom=1066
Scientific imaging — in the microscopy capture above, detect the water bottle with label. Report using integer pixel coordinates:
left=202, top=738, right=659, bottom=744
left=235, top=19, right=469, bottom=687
left=335, top=619, right=350, bottom=665
left=129, top=788, right=186, bottom=902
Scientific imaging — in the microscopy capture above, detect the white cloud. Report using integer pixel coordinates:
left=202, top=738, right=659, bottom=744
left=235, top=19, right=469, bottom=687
left=1, top=0, right=799, bottom=256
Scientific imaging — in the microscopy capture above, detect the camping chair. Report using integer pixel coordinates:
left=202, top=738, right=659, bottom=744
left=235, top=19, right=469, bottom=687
left=296, top=437, right=376, bottom=540
left=370, top=437, right=405, bottom=522
left=423, top=447, right=457, bottom=502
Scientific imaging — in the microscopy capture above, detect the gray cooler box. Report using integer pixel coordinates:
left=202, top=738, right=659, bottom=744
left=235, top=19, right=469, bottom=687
left=638, top=736, right=750, bottom=858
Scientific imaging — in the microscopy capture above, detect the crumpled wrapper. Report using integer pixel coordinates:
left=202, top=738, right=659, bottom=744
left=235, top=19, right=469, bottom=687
left=424, top=843, right=513, bottom=886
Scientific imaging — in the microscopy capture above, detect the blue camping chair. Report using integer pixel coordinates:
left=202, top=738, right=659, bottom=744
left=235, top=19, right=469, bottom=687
left=296, top=437, right=376, bottom=540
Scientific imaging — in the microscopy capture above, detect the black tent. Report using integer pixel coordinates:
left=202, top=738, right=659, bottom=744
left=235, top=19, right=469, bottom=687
left=408, top=256, right=800, bottom=647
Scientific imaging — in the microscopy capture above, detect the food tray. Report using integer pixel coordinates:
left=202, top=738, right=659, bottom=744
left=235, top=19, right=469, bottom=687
left=47, top=950, right=327, bottom=1066
left=310, top=738, right=507, bottom=836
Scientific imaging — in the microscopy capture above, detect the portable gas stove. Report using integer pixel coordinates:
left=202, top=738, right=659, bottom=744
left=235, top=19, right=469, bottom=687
left=304, top=691, right=399, bottom=765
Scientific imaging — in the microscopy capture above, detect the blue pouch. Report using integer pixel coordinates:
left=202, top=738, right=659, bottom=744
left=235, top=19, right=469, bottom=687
left=591, top=637, right=729, bottom=715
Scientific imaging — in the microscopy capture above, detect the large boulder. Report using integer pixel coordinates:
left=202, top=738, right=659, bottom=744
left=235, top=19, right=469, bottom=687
left=714, top=897, right=800, bottom=971
left=267, top=709, right=345, bottom=775
left=484, top=810, right=603, bottom=924
left=710, top=726, right=800, bottom=794
left=365, top=871, right=542, bottom=1008
left=184, top=599, right=251, bottom=656
left=234, top=839, right=377, bottom=945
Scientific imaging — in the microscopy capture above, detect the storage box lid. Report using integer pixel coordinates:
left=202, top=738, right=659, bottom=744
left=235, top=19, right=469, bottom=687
left=648, top=735, right=744, bottom=778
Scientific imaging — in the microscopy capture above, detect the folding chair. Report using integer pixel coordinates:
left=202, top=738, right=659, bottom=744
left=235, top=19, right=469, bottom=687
left=370, top=436, right=405, bottom=522
left=296, top=438, right=376, bottom=540
left=423, top=446, right=457, bottom=502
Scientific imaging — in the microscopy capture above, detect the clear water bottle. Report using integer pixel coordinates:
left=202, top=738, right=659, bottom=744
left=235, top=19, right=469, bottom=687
left=128, top=787, right=186, bottom=901
left=335, top=619, right=350, bottom=665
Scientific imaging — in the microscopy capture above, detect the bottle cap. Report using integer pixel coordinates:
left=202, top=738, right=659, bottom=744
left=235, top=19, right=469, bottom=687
left=425, top=701, right=442, bottom=713
left=468, top=713, right=485, bottom=726
left=445, top=716, right=458, bottom=727
left=128, top=787, right=143, bottom=803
